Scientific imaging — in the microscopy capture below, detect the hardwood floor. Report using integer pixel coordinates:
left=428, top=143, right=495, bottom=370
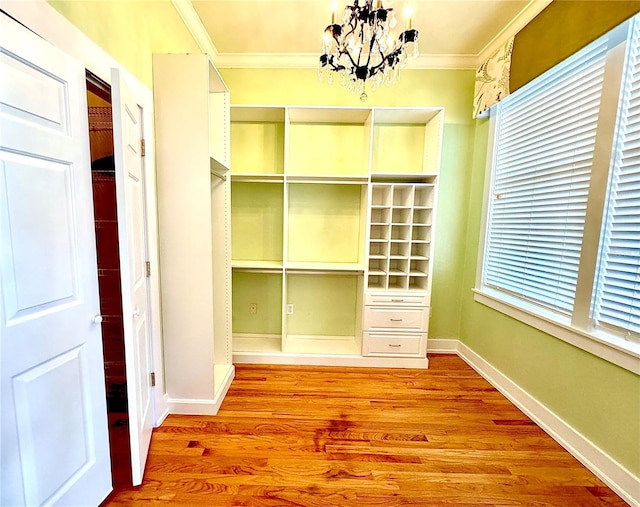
left=102, top=355, right=626, bottom=506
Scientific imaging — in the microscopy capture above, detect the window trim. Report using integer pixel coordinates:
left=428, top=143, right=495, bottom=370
left=474, top=21, right=640, bottom=375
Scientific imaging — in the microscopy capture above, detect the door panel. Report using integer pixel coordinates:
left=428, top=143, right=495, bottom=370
left=111, top=68, right=154, bottom=486
left=3, top=158, right=76, bottom=315
left=12, top=349, right=92, bottom=507
left=0, top=13, right=111, bottom=507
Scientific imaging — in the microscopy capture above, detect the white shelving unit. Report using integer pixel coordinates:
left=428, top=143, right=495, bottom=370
left=367, top=182, right=435, bottom=292
left=230, top=105, right=443, bottom=368
left=153, top=54, right=234, bottom=414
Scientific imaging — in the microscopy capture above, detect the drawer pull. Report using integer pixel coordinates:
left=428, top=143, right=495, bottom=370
left=388, top=344, right=402, bottom=348
left=391, top=299, right=404, bottom=302
left=390, top=318, right=403, bottom=322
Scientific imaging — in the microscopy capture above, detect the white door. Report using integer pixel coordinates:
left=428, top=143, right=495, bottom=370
left=0, top=14, right=112, bottom=507
left=111, top=68, right=154, bottom=485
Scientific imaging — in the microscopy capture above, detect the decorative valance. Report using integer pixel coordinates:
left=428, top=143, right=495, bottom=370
left=473, top=37, right=515, bottom=118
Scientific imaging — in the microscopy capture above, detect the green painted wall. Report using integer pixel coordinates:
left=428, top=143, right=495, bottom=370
left=287, top=274, right=359, bottom=336
left=461, top=121, right=640, bottom=476
left=47, top=0, right=201, bottom=87
left=232, top=272, right=282, bottom=335
left=221, top=68, right=477, bottom=341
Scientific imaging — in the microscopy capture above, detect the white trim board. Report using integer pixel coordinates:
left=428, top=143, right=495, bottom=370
left=167, top=365, right=235, bottom=416
left=233, top=352, right=429, bottom=369
left=213, top=52, right=479, bottom=70
left=427, top=339, right=639, bottom=507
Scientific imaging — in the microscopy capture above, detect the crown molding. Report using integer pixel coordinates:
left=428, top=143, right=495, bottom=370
left=174, top=0, right=551, bottom=71
left=476, top=0, right=552, bottom=63
left=170, top=0, right=218, bottom=59
left=214, top=52, right=479, bottom=70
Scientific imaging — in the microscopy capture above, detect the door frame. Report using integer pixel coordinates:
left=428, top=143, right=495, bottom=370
left=2, top=0, right=169, bottom=425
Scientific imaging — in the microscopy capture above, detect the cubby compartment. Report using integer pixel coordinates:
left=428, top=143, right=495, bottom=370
left=388, top=275, right=409, bottom=290
left=231, top=106, right=285, bottom=175
left=412, top=225, right=432, bottom=242
left=232, top=271, right=283, bottom=352
left=389, top=258, right=408, bottom=275
left=287, top=108, right=371, bottom=177
left=391, top=225, right=411, bottom=241
left=367, top=274, right=386, bottom=290
left=412, top=207, right=432, bottom=225
left=285, top=273, right=363, bottom=355
left=392, top=186, right=413, bottom=207
left=231, top=182, right=283, bottom=266
left=370, top=224, right=390, bottom=241
left=372, top=184, right=392, bottom=206
left=390, top=241, right=410, bottom=259
left=369, top=258, right=387, bottom=275
left=410, top=259, right=429, bottom=276
left=369, top=241, right=389, bottom=259
left=414, top=184, right=435, bottom=208
left=409, top=276, right=429, bottom=290
left=411, top=242, right=430, bottom=260
left=287, top=183, right=366, bottom=268
left=392, top=207, right=411, bottom=224
left=371, top=207, right=390, bottom=225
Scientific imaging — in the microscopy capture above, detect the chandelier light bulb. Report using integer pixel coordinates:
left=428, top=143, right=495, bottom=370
left=331, top=1, right=339, bottom=22
left=318, top=0, right=419, bottom=99
left=404, top=5, right=413, bottom=29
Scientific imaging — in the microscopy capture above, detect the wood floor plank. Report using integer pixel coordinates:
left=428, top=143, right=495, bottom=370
left=101, top=356, right=628, bottom=506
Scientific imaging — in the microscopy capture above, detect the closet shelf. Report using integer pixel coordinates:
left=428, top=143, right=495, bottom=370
left=231, top=174, right=284, bottom=183
left=232, top=260, right=284, bottom=272
left=286, top=174, right=369, bottom=184
left=286, top=261, right=365, bottom=273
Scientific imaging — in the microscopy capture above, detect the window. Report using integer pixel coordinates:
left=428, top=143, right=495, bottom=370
left=477, top=17, right=640, bottom=373
left=593, top=19, right=640, bottom=338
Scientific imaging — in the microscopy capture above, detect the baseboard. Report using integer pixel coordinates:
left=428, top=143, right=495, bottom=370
left=427, top=338, right=459, bottom=354
left=233, top=352, right=429, bottom=369
left=167, top=365, right=236, bottom=416
left=456, top=341, right=639, bottom=507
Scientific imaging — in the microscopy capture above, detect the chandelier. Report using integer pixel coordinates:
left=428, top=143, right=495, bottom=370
left=319, top=1, right=419, bottom=101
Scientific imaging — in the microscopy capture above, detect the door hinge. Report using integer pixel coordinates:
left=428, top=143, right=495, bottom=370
left=146, top=261, right=151, bottom=278
left=150, top=372, right=156, bottom=387
left=140, top=138, right=146, bottom=157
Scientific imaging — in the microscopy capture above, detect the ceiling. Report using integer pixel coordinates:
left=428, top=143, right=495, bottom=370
left=179, top=0, right=553, bottom=69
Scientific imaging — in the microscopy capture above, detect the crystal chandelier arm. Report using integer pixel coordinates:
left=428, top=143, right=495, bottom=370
left=368, top=46, right=401, bottom=75
left=364, top=30, right=377, bottom=69
left=356, top=24, right=366, bottom=66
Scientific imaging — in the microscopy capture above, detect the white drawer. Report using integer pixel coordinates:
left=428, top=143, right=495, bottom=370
left=364, top=306, right=427, bottom=331
left=365, top=292, right=427, bottom=307
left=363, top=332, right=425, bottom=356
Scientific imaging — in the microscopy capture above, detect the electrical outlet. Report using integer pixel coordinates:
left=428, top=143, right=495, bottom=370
left=249, top=303, right=257, bottom=314
left=286, top=303, right=294, bottom=315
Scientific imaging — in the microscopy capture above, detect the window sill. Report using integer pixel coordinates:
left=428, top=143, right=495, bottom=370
left=473, top=288, right=640, bottom=375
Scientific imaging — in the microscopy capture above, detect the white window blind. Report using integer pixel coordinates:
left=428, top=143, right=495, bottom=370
left=484, top=37, right=609, bottom=314
left=594, top=20, right=640, bottom=336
